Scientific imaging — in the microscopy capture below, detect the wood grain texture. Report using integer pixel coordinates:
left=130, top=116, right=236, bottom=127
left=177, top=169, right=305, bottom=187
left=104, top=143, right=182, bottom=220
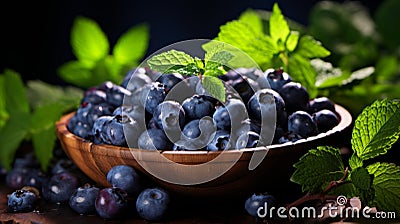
left=56, top=104, right=353, bottom=198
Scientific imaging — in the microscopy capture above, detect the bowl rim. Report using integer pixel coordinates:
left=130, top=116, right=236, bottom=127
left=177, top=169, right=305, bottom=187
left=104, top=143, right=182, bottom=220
left=56, top=104, right=352, bottom=155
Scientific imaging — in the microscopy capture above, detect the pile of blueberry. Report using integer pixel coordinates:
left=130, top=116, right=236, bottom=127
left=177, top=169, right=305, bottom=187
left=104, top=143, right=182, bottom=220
left=67, top=67, right=340, bottom=150
left=4, top=152, right=170, bottom=221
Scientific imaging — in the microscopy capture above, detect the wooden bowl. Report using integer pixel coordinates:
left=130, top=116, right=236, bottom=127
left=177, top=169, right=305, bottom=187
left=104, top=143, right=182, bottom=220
left=56, top=104, right=352, bottom=198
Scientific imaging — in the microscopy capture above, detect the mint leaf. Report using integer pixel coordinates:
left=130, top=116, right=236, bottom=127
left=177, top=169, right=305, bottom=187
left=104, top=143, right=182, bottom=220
left=71, top=16, right=109, bottom=66
left=216, top=20, right=276, bottom=68
left=4, top=69, right=30, bottom=114
left=147, top=50, right=195, bottom=73
left=202, top=41, right=260, bottom=68
left=367, top=162, right=400, bottom=213
left=0, top=76, right=9, bottom=128
left=286, top=31, right=300, bottom=52
left=350, top=167, right=371, bottom=191
left=238, top=9, right=263, bottom=35
left=201, top=76, right=226, bottom=103
left=295, top=35, right=330, bottom=59
left=349, top=154, right=363, bottom=170
left=269, top=3, right=290, bottom=44
left=287, top=55, right=318, bottom=98
left=30, top=103, right=65, bottom=171
left=351, top=99, right=400, bottom=161
left=291, top=146, right=345, bottom=193
left=58, top=61, right=94, bottom=88
left=0, top=111, right=30, bottom=170
left=26, top=80, right=82, bottom=111
left=113, top=23, right=149, bottom=65
left=204, top=43, right=234, bottom=66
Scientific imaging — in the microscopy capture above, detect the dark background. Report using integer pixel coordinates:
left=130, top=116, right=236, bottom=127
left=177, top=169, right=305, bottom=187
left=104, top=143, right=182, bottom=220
left=0, top=0, right=380, bottom=85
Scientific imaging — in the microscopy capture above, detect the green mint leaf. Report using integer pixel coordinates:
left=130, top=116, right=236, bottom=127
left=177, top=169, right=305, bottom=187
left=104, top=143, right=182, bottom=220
left=313, top=59, right=347, bottom=88
left=287, top=55, right=318, bottom=98
left=92, top=56, right=123, bottom=84
left=367, top=162, right=400, bottom=213
left=286, top=31, right=300, bottom=52
left=26, top=80, right=82, bottom=111
left=30, top=103, right=65, bottom=171
left=204, top=43, right=234, bottom=66
left=340, top=67, right=375, bottom=87
left=351, top=99, right=400, bottom=161
left=202, top=41, right=260, bottom=68
left=4, top=69, right=30, bottom=114
left=349, top=154, right=363, bottom=170
left=269, top=3, right=290, bottom=44
left=147, top=50, right=195, bottom=73
left=295, top=35, right=330, bottom=59
left=216, top=20, right=277, bottom=68
left=0, top=111, right=30, bottom=170
left=58, top=61, right=95, bottom=88
left=71, top=16, right=109, bottom=66
left=290, top=146, right=345, bottom=193
left=201, top=76, right=226, bottom=103
left=165, top=64, right=200, bottom=76
left=0, top=76, right=9, bottom=128
left=113, top=23, right=149, bottom=65
left=350, top=167, right=372, bottom=191
left=328, top=182, right=357, bottom=198
left=238, top=9, right=264, bottom=35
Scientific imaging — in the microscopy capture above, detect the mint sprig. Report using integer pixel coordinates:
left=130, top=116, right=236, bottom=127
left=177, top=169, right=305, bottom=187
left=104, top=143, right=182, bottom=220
left=147, top=47, right=235, bottom=103
left=208, top=3, right=331, bottom=98
left=290, top=98, right=400, bottom=214
left=58, top=16, right=149, bottom=88
left=0, top=69, right=82, bottom=170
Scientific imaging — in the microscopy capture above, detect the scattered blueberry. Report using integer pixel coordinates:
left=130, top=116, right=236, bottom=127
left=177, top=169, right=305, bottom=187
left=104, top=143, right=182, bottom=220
left=95, top=187, right=129, bottom=219
left=42, top=171, right=80, bottom=203
left=136, top=187, right=170, bottom=221
left=107, top=165, right=142, bottom=195
left=8, top=187, right=39, bottom=213
left=245, top=192, right=276, bottom=218
left=69, top=184, right=100, bottom=215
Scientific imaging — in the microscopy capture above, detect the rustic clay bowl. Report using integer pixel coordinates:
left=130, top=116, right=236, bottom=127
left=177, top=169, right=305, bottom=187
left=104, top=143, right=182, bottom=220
left=56, top=104, right=352, bottom=198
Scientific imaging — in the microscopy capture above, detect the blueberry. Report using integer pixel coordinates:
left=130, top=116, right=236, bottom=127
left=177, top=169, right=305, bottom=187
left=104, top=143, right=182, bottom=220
left=180, top=117, right=216, bottom=150
left=309, top=97, right=336, bottom=114
left=81, top=88, right=107, bottom=105
left=144, top=82, right=166, bottom=114
left=69, top=184, right=100, bottom=215
left=70, top=120, right=92, bottom=139
left=213, top=98, right=248, bottom=131
left=236, top=131, right=260, bottom=149
left=264, top=68, right=292, bottom=92
left=287, top=111, right=317, bottom=139
left=138, top=128, right=173, bottom=150
left=85, top=102, right=115, bottom=127
left=106, top=165, right=142, bottom=195
left=247, top=88, right=287, bottom=127
left=220, top=68, right=260, bottom=103
left=51, top=158, right=77, bottom=175
left=12, top=152, right=40, bottom=169
left=95, top=187, right=128, bottom=219
left=8, top=188, right=39, bottom=213
left=42, top=172, right=80, bottom=203
left=92, top=116, right=113, bottom=144
left=98, top=81, right=131, bottom=108
left=6, top=168, right=28, bottom=190
left=245, top=192, right=276, bottom=218
left=152, top=101, right=185, bottom=142
left=101, top=115, right=130, bottom=146
left=121, top=67, right=152, bottom=91
left=279, top=82, right=309, bottom=113
left=182, top=94, right=215, bottom=120
left=206, top=130, right=232, bottom=151
left=24, top=169, right=48, bottom=190
left=156, top=73, right=185, bottom=93
left=113, top=105, right=146, bottom=127
left=278, top=132, right=303, bottom=144
left=312, top=109, right=339, bottom=133
left=136, top=187, right=170, bottom=221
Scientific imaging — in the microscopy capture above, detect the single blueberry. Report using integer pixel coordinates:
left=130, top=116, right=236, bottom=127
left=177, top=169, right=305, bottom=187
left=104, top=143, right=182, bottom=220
left=245, top=192, right=276, bottom=218
left=95, top=187, right=129, bottom=219
left=42, top=171, right=80, bottom=203
left=8, top=188, right=39, bottom=213
left=69, top=184, right=100, bottom=215
left=182, top=94, right=215, bottom=120
left=287, top=111, right=318, bottom=139
left=136, top=187, right=170, bottom=221
left=312, top=109, right=339, bottom=133
left=138, top=128, right=173, bottom=150
left=309, top=97, right=336, bottom=114
left=106, top=165, right=142, bottom=195
left=264, top=68, right=292, bottom=92
left=279, top=82, right=310, bottom=113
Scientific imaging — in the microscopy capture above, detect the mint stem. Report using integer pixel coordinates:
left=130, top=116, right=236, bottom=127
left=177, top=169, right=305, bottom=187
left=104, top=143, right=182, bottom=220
left=286, top=167, right=349, bottom=209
